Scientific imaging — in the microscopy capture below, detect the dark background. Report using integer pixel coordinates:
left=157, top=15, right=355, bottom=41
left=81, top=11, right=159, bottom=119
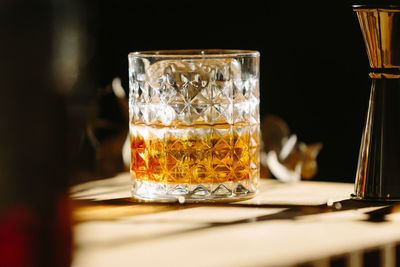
left=76, top=1, right=370, bottom=183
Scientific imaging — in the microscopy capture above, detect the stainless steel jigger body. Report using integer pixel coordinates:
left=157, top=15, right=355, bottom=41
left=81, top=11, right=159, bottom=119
left=353, top=6, right=400, bottom=200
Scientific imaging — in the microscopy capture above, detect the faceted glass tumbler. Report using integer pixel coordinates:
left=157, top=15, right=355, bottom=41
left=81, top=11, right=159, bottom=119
left=128, top=50, right=260, bottom=202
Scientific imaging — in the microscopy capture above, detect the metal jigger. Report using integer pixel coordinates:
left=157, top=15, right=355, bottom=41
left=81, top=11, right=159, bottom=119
left=353, top=5, right=400, bottom=200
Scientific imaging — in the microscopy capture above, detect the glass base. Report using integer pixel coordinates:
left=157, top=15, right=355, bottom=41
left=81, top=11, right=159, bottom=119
left=131, top=179, right=257, bottom=203
left=351, top=194, right=400, bottom=202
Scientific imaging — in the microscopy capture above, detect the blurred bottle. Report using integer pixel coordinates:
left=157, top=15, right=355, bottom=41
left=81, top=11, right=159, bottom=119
left=0, top=0, right=91, bottom=266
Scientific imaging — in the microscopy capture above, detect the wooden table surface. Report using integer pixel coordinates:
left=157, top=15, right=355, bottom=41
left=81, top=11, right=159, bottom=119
left=70, top=173, right=400, bottom=267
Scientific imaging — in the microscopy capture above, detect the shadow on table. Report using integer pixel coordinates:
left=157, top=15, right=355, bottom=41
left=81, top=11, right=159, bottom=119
left=73, top=197, right=399, bottom=249
left=74, top=197, right=397, bottom=222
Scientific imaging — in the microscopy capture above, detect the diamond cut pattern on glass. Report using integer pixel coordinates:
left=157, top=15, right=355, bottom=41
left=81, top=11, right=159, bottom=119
left=191, top=185, right=210, bottom=196
left=129, top=54, right=260, bottom=201
left=213, top=184, right=232, bottom=196
left=130, top=59, right=259, bottom=125
left=130, top=124, right=259, bottom=185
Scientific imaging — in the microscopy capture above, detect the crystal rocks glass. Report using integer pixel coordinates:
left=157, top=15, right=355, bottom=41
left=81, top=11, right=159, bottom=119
left=128, top=50, right=260, bottom=202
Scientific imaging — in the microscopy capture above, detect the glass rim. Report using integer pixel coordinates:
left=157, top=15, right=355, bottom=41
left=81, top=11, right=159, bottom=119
left=128, top=49, right=260, bottom=59
left=353, top=5, right=400, bottom=10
